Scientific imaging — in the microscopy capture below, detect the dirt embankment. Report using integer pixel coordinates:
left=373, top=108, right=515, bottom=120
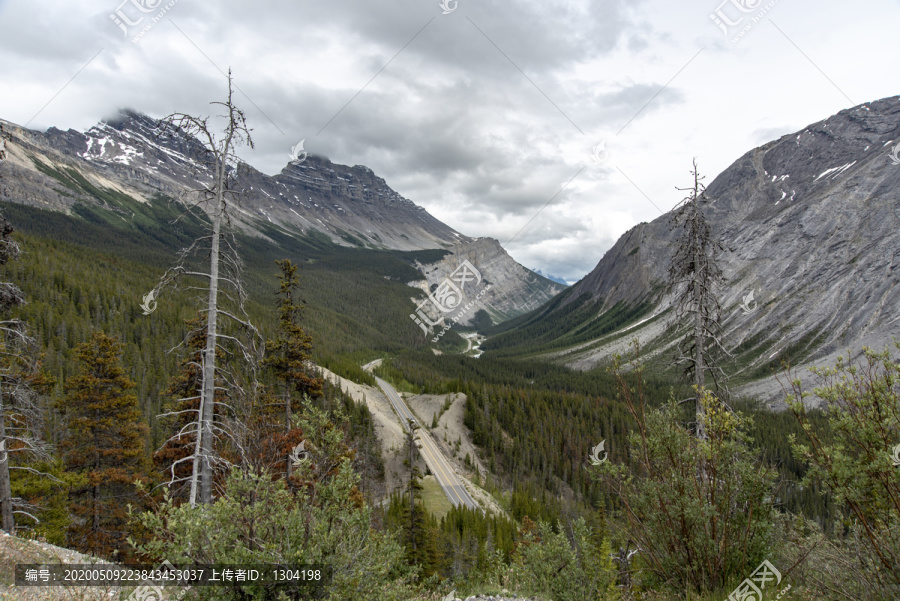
left=318, top=367, right=412, bottom=496
left=320, top=366, right=508, bottom=517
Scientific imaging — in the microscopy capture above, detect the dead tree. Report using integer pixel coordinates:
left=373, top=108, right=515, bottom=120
left=668, top=159, right=729, bottom=439
left=0, top=123, right=9, bottom=197
left=147, top=70, right=262, bottom=506
left=0, top=210, right=55, bottom=534
left=611, top=540, right=640, bottom=598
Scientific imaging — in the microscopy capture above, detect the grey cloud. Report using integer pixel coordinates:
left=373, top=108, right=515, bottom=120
left=2, top=0, right=883, bottom=283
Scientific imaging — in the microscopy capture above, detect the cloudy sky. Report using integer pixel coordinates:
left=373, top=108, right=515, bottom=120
left=1, top=0, right=898, bottom=283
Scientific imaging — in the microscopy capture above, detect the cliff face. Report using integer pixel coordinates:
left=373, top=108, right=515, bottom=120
left=506, top=96, right=900, bottom=404
left=408, top=237, right=566, bottom=326
left=0, top=110, right=560, bottom=323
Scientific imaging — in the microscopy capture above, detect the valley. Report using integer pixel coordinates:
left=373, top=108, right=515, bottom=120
left=0, top=90, right=898, bottom=600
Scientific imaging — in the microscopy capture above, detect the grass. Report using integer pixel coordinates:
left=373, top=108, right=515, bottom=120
left=420, top=475, right=454, bottom=520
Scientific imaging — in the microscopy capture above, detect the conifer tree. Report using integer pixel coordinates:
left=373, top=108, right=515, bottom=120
left=402, top=418, right=428, bottom=562
left=262, top=259, right=322, bottom=480
left=668, top=159, right=729, bottom=438
left=59, top=331, right=148, bottom=559
left=149, top=70, right=261, bottom=505
left=154, top=317, right=222, bottom=501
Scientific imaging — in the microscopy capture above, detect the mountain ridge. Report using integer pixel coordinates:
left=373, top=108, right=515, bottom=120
left=0, top=110, right=561, bottom=327
left=486, top=95, right=900, bottom=405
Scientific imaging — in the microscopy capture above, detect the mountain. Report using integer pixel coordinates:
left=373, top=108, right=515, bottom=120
left=531, top=269, right=569, bottom=286
left=0, top=110, right=560, bottom=327
left=408, top=237, right=567, bottom=325
left=485, top=95, right=900, bottom=406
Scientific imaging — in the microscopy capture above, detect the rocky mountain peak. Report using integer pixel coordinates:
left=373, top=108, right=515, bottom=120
left=0, top=110, right=562, bottom=325
left=519, top=95, right=900, bottom=405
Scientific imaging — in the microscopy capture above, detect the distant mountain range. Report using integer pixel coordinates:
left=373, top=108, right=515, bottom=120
left=7, top=95, right=898, bottom=406
left=486, top=95, right=900, bottom=406
left=531, top=270, right=569, bottom=286
left=0, top=110, right=562, bottom=326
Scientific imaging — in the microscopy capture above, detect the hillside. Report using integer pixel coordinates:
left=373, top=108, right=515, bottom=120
left=484, top=95, right=900, bottom=406
left=0, top=110, right=561, bottom=337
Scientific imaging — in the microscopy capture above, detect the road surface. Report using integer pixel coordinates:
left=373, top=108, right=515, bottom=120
left=363, top=360, right=478, bottom=510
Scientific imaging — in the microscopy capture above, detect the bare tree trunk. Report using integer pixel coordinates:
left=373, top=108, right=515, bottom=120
left=0, top=377, right=13, bottom=534
left=188, top=396, right=201, bottom=505
left=285, top=385, right=292, bottom=481
left=198, top=79, right=239, bottom=505
left=692, top=171, right=706, bottom=439
left=198, top=179, right=224, bottom=505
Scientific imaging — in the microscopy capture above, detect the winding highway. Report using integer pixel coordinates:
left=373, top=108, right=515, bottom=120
left=363, top=360, right=479, bottom=510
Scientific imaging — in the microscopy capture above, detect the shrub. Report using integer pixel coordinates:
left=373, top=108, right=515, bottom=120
left=508, top=517, right=615, bottom=601
left=134, top=404, right=419, bottom=600
left=593, top=348, right=777, bottom=593
left=785, top=345, right=900, bottom=597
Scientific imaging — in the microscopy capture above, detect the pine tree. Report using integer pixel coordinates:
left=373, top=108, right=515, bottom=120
left=402, top=418, right=426, bottom=561
left=262, top=259, right=323, bottom=480
left=154, top=317, right=225, bottom=501
left=59, top=331, right=148, bottom=560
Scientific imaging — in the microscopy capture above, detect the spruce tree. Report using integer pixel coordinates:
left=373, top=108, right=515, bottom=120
left=262, top=259, right=322, bottom=480
left=59, top=331, right=148, bottom=560
left=401, top=418, right=433, bottom=567
left=154, top=317, right=216, bottom=501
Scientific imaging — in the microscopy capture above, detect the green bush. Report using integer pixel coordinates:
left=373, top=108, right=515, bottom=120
left=785, top=345, right=900, bottom=597
left=508, top=517, right=615, bottom=601
left=133, top=405, right=420, bottom=601
left=594, top=350, right=777, bottom=593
